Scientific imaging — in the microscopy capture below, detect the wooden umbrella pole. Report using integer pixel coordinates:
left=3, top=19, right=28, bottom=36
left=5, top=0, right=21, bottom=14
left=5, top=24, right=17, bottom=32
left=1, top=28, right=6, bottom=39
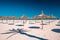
left=49, top=20, right=50, bottom=24
left=41, top=18, right=43, bottom=30
left=23, top=20, right=25, bottom=27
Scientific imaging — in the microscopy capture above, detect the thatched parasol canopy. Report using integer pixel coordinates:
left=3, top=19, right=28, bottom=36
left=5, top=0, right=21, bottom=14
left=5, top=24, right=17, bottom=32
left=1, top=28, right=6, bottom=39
left=21, top=15, right=27, bottom=20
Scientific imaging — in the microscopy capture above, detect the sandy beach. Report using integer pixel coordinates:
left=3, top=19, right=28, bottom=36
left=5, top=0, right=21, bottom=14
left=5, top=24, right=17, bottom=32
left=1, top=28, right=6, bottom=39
left=0, top=20, right=60, bottom=40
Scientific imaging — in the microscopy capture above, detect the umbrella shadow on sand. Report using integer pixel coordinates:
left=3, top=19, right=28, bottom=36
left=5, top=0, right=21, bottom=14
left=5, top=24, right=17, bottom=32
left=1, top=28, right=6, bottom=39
left=52, top=29, right=60, bottom=33
left=1, top=28, right=48, bottom=40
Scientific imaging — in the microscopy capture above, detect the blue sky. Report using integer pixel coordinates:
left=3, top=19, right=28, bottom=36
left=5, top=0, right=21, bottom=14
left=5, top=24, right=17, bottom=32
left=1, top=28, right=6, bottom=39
left=0, top=0, right=60, bottom=18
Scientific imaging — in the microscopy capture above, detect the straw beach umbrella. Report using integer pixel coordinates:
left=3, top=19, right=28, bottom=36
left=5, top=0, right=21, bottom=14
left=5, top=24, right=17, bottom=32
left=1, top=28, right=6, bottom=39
left=21, top=15, right=27, bottom=24
left=40, top=10, right=45, bottom=29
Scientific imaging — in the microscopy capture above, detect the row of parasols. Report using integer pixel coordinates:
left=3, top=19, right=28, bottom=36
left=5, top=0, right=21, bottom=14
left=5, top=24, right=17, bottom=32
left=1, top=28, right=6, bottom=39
left=0, top=19, right=57, bottom=29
